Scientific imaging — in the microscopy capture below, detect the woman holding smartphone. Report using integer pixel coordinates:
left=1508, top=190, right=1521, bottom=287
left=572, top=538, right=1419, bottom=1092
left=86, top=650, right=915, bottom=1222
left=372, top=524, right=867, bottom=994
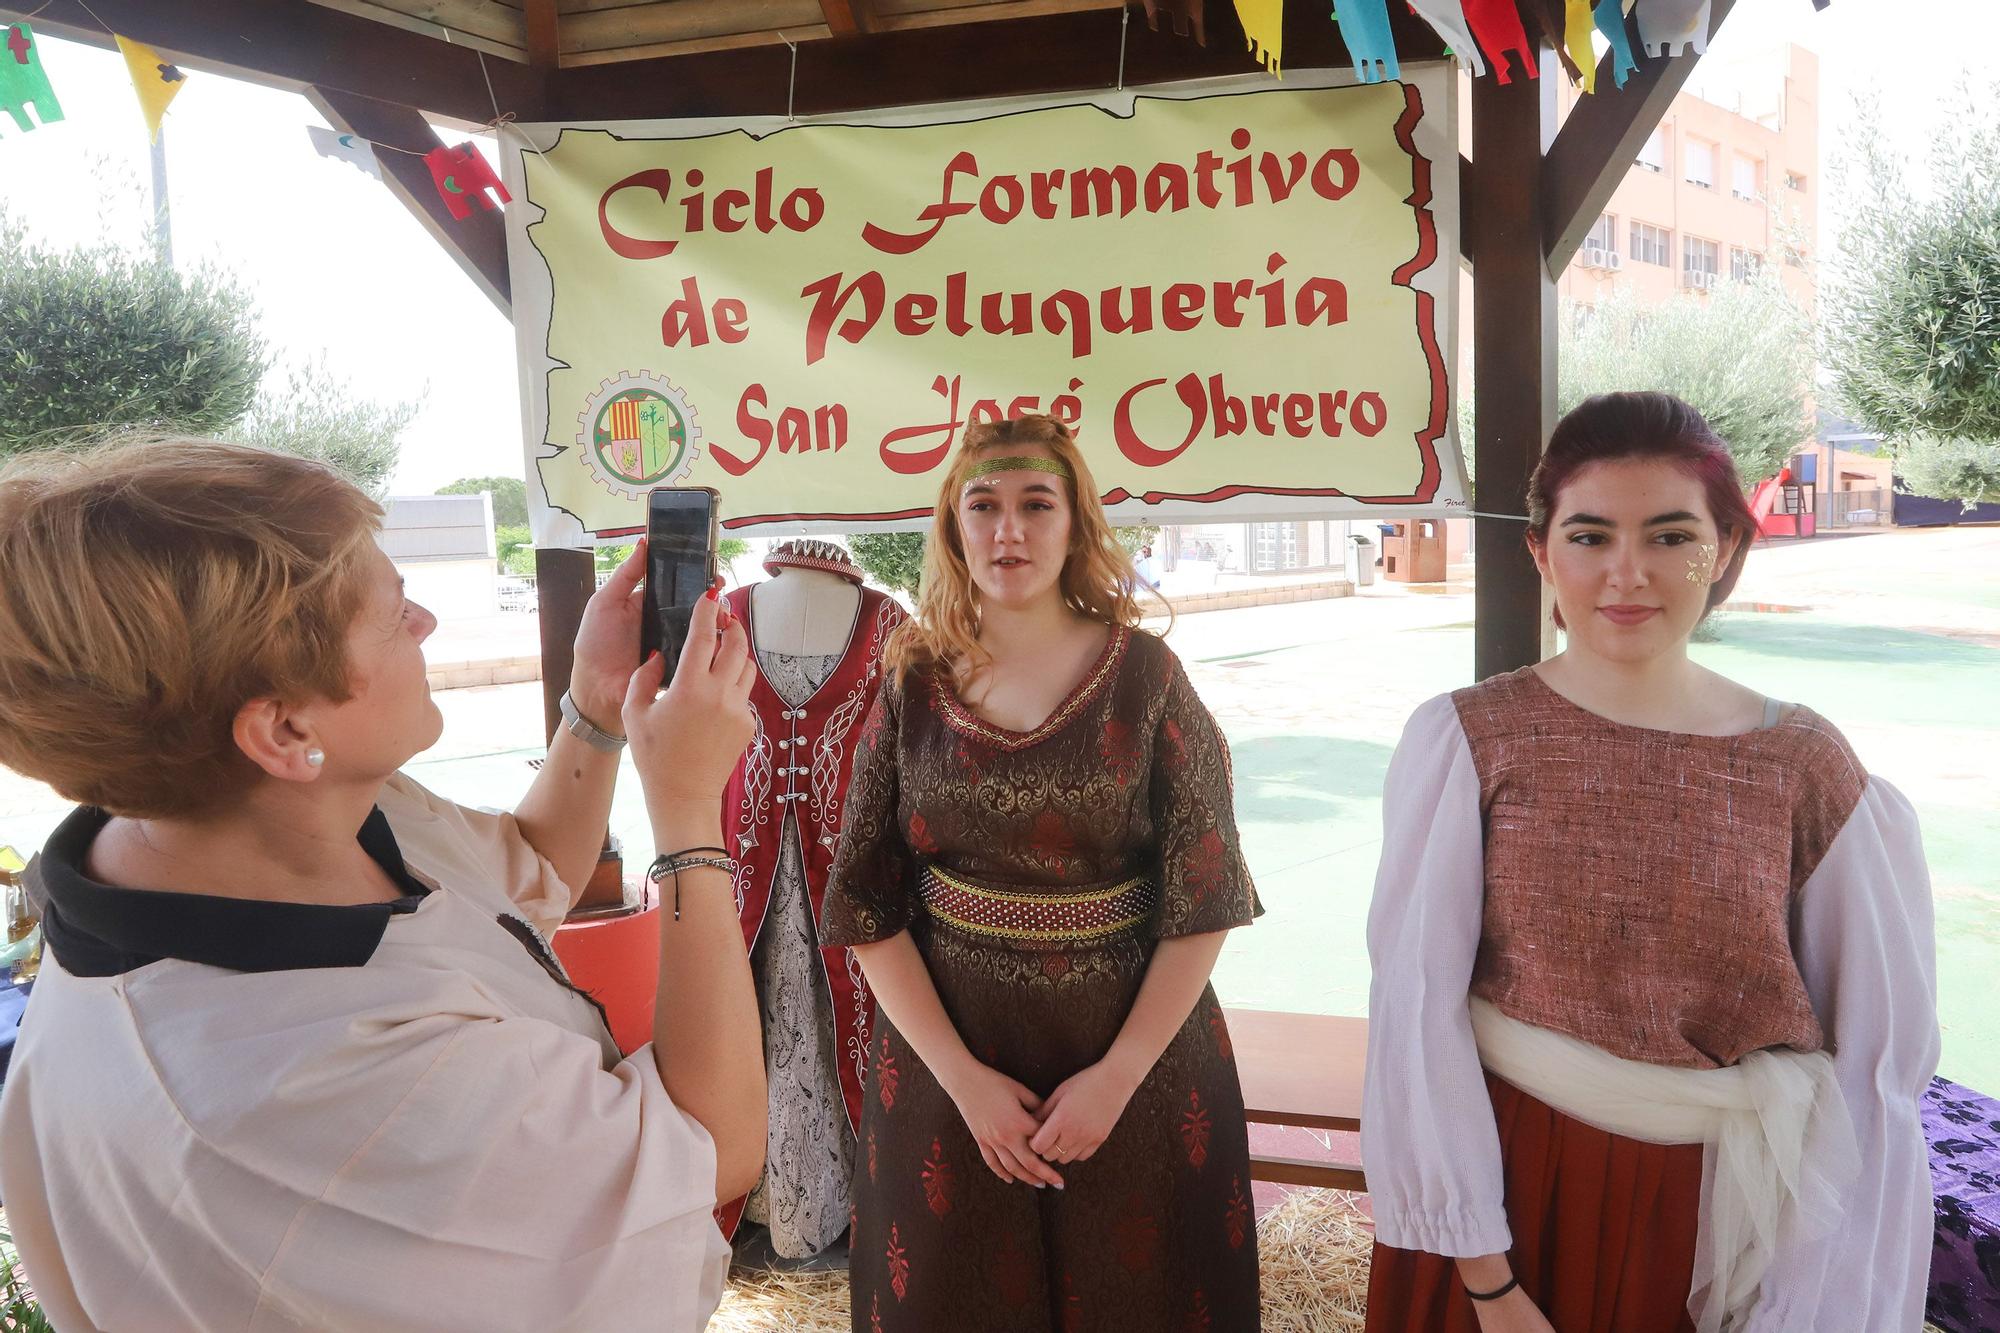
left=1361, top=393, right=1938, bottom=1332
left=0, top=438, right=764, bottom=1330
left=820, top=414, right=1262, bottom=1332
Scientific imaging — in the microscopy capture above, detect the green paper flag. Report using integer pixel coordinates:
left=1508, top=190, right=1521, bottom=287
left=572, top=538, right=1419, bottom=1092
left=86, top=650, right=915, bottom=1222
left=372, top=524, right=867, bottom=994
left=1, top=22, right=66, bottom=134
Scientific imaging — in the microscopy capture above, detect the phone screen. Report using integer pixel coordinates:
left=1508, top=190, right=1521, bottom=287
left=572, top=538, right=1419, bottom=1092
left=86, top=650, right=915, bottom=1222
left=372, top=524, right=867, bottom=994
left=641, top=487, right=718, bottom=675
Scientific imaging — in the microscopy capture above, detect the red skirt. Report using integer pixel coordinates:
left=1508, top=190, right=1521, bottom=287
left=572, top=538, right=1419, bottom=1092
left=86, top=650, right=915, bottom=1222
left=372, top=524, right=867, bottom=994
left=1366, top=1073, right=1703, bottom=1333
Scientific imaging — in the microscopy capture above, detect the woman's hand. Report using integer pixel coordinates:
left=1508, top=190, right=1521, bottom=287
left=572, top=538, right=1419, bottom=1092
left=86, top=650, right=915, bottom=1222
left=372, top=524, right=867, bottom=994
left=940, top=1061, right=1065, bottom=1190
left=621, top=587, right=756, bottom=812
left=1469, top=1289, right=1556, bottom=1333
left=1027, top=1060, right=1140, bottom=1165
left=568, top=540, right=650, bottom=728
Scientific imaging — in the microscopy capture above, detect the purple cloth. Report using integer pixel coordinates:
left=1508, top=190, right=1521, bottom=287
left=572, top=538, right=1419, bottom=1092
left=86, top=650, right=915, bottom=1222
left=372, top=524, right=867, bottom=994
left=1926, top=1074, right=2000, bottom=1333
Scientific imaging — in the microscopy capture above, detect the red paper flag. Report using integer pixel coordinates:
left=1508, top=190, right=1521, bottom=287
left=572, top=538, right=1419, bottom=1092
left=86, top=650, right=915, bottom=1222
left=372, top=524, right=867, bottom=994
left=1460, top=0, right=1537, bottom=83
left=424, top=143, right=510, bottom=220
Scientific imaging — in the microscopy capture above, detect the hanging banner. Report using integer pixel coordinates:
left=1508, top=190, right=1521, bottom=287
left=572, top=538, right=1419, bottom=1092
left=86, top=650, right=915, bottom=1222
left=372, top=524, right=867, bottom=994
left=503, top=69, right=1465, bottom=545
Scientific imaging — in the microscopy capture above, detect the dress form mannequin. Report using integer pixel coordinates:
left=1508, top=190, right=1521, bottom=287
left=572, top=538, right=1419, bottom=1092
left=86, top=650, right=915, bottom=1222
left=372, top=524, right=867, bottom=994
left=718, top=541, right=904, bottom=1261
left=750, top=565, right=862, bottom=659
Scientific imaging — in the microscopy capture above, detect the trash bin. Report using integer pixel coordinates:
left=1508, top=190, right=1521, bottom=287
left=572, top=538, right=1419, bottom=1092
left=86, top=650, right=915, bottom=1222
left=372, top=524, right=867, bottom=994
left=1345, top=534, right=1375, bottom=587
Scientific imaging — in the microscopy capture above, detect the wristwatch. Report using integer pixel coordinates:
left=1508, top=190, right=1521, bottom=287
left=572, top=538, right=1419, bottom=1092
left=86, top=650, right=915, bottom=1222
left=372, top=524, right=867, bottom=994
left=559, top=690, right=627, bottom=753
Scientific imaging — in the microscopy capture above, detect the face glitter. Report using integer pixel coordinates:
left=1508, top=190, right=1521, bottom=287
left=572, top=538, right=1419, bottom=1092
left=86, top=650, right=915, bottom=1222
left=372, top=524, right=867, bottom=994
left=1685, top=542, right=1719, bottom=584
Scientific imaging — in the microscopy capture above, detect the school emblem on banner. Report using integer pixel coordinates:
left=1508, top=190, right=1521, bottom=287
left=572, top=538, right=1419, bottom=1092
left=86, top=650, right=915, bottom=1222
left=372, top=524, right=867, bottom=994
left=576, top=371, right=701, bottom=498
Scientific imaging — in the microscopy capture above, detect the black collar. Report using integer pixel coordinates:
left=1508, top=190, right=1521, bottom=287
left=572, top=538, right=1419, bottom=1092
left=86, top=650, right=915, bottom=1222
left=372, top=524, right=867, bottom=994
left=31, top=806, right=431, bottom=978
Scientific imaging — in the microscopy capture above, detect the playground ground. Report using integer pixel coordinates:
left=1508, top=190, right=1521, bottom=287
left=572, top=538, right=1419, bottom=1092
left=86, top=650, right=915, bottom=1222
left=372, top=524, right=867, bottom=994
left=2, top=523, right=1995, bottom=1091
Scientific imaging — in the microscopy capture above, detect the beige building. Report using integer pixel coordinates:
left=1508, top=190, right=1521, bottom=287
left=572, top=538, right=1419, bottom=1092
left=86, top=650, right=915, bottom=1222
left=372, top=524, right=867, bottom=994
left=1564, top=44, right=1819, bottom=311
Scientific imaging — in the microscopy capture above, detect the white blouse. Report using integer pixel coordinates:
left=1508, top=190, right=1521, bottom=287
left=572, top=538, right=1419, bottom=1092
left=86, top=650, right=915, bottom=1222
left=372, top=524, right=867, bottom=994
left=0, top=774, right=729, bottom=1333
left=1359, top=694, right=1939, bottom=1329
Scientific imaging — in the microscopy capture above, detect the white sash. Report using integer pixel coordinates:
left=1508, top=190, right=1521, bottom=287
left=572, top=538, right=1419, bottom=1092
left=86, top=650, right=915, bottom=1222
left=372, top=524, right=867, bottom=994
left=1469, top=999, right=1858, bottom=1332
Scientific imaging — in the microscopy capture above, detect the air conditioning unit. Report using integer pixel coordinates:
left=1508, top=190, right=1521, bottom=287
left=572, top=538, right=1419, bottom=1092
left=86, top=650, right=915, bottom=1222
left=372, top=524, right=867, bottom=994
left=1682, top=270, right=1717, bottom=291
left=1580, top=246, right=1610, bottom=270
left=1605, top=251, right=1623, bottom=271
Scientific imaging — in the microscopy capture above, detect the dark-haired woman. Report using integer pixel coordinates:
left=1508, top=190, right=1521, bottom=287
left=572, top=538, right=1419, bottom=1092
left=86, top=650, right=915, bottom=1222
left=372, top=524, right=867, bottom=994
left=1361, top=392, right=1938, bottom=1333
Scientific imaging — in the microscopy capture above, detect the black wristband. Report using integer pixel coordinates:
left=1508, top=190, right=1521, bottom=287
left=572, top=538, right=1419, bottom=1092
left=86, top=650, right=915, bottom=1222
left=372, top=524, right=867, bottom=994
left=1465, top=1275, right=1519, bottom=1303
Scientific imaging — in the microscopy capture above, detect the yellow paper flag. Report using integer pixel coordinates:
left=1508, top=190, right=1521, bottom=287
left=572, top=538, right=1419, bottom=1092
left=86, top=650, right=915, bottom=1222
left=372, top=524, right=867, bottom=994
left=1565, top=0, right=1597, bottom=93
left=114, top=35, right=186, bottom=143
left=1233, top=0, right=1284, bottom=75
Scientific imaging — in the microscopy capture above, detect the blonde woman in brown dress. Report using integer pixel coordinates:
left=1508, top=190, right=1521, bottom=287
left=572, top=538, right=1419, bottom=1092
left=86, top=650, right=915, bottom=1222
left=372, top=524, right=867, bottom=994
left=820, top=414, right=1262, bottom=1332
left=1362, top=393, right=1938, bottom=1333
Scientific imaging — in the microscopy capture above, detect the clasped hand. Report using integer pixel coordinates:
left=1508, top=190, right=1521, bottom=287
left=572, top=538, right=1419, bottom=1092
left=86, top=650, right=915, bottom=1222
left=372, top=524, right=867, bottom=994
left=947, top=1056, right=1141, bottom=1189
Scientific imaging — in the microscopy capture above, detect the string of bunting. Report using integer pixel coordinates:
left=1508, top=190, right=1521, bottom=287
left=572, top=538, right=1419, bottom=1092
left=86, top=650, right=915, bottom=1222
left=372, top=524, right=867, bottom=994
left=0, top=9, right=513, bottom=223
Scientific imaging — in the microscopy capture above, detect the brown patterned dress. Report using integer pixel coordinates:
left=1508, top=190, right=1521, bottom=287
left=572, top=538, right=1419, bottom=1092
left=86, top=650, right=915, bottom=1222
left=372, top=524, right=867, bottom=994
left=820, top=625, right=1263, bottom=1333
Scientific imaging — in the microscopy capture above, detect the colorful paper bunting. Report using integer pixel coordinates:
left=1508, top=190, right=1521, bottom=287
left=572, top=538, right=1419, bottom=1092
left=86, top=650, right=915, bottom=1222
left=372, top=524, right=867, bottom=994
left=1232, top=0, right=1285, bottom=74
left=114, top=35, right=186, bottom=144
left=1461, top=0, right=1536, bottom=83
left=1593, top=0, right=1641, bottom=89
left=424, top=142, right=510, bottom=219
left=1406, top=0, right=1486, bottom=77
left=0, top=22, right=65, bottom=135
left=1633, top=0, right=1711, bottom=57
left=1334, top=0, right=1400, bottom=83
left=307, top=124, right=384, bottom=181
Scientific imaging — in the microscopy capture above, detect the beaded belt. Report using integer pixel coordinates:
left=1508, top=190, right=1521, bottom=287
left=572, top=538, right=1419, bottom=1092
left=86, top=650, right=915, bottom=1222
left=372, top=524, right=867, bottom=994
left=918, top=865, right=1158, bottom=948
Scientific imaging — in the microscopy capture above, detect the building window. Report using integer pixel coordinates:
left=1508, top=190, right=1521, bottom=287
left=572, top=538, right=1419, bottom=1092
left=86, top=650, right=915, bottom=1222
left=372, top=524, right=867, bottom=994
left=1683, top=236, right=1719, bottom=289
left=1731, top=154, right=1761, bottom=200
left=1785, top=170, right=1807, bottom=192
left=1730, top=246, right=1763, bottom=282
left=1684, top=138, right=1716, bottom=190
left=1637, top=128, right=1666, bottom=173
left=1583, top=213, right=1617, bottom=252
left=1630, top=221, right=1672, bottom=267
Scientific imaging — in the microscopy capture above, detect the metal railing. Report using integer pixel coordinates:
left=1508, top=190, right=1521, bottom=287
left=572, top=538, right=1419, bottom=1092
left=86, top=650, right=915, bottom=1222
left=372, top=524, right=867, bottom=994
left=1817, top=488, right=1892, bottom=528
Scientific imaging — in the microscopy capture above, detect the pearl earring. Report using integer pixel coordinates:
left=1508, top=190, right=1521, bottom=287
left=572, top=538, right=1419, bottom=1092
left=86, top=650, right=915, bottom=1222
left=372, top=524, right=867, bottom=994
left=306, top=748, right=326, bottom=768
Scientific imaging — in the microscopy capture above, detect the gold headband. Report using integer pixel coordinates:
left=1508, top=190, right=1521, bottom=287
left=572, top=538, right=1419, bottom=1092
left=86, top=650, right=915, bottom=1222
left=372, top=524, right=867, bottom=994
left=964, top=455, right=1073, bottom=484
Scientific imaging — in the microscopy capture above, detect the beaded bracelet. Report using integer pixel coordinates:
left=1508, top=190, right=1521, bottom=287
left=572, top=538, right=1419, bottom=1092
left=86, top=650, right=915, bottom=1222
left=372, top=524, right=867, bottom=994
left=646, top=847, right=737, bottom=920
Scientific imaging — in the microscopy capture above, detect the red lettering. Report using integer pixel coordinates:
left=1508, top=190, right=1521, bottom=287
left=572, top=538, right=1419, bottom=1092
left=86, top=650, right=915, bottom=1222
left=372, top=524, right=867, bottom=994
left=879, top=374, right=964, bottom=474
left=1319, top=390, right=1349, bottom=437
left=714, top=299, right=748, bottom=345
left=1282, top=393, right=1314, bottom=438
left=1311, top=149, right=1359, bottom=201
left=599, top=169, right=678, bottom=259
left=1113, top=376, right=1200, bottom=466
left=1351, top=391, right=1387, bottom=436
left=980, top=174, right=1025, bottom=224
left=799, top=271, right=885, bottom=366
left=895, top=292, right=938, bottom=336
left=715, top=383, right=774, bottom=476
left=1163, top=282, right=1204, bottom=332
left=714, top=189, right=749, bottom=232
left=862, top=151, right=978, bottom=256
left=1258, top=151, right=1308, bottom=203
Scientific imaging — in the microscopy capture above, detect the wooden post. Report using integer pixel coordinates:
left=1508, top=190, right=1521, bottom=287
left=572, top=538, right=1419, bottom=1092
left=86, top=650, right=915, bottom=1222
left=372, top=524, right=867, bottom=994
left=1470, top=47, right=1560, bottom=681
left=537, top=547, right=626, bottom=906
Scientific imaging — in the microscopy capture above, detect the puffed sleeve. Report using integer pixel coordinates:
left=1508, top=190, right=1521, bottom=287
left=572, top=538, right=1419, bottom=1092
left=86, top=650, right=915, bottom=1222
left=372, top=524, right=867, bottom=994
left=1360, top=693, right=1512, bottom=1257
left=1148, top=655, right=1261, bottom=938
left=819, top=671, right=916, bottom=947
left=1745, top=777, right=1939, bottom=1331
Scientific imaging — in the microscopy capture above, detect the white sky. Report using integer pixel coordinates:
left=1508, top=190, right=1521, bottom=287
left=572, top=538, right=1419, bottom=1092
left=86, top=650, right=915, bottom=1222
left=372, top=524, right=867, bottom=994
left=1, top=1, right=1994, bottom=496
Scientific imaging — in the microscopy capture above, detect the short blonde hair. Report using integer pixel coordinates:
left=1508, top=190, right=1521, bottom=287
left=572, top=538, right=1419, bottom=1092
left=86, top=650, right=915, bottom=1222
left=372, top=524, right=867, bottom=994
left=0, top=437, right=383, bottom=819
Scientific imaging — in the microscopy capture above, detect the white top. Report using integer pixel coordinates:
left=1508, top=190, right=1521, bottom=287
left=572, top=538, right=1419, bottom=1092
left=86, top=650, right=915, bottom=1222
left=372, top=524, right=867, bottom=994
left=0, top=774, right=729, bottom=1333
left=1359, top=695, right=1939, bottom=1330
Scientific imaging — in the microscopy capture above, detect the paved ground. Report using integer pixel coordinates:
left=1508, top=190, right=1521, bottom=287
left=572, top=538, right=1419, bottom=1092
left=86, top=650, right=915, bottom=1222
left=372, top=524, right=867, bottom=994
left=3, top=525, right=1995, bottom=1089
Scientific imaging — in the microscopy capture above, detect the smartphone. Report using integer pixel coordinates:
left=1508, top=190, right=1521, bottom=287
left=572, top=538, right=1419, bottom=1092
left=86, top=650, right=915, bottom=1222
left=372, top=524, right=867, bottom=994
left=640, top=486, right=720, bottom=678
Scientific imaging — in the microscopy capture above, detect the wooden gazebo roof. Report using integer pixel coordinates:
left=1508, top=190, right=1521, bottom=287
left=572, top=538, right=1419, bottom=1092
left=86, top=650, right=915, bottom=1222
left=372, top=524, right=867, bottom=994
left=14, top=0, right=1745, bottom=686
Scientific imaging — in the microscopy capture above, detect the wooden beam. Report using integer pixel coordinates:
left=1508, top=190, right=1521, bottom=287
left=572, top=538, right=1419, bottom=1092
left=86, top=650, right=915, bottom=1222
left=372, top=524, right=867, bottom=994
left=305, top=88, right=512, bottom=314
left=1540, top=0, right=1736, bottom=275
left=6, top=0, right=544, bottom=126
left=524, top=0, right=561, bottom=67
left=818, top=0, right=875, bottom=36
left=1470, top=45, right=1559, bottom=680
